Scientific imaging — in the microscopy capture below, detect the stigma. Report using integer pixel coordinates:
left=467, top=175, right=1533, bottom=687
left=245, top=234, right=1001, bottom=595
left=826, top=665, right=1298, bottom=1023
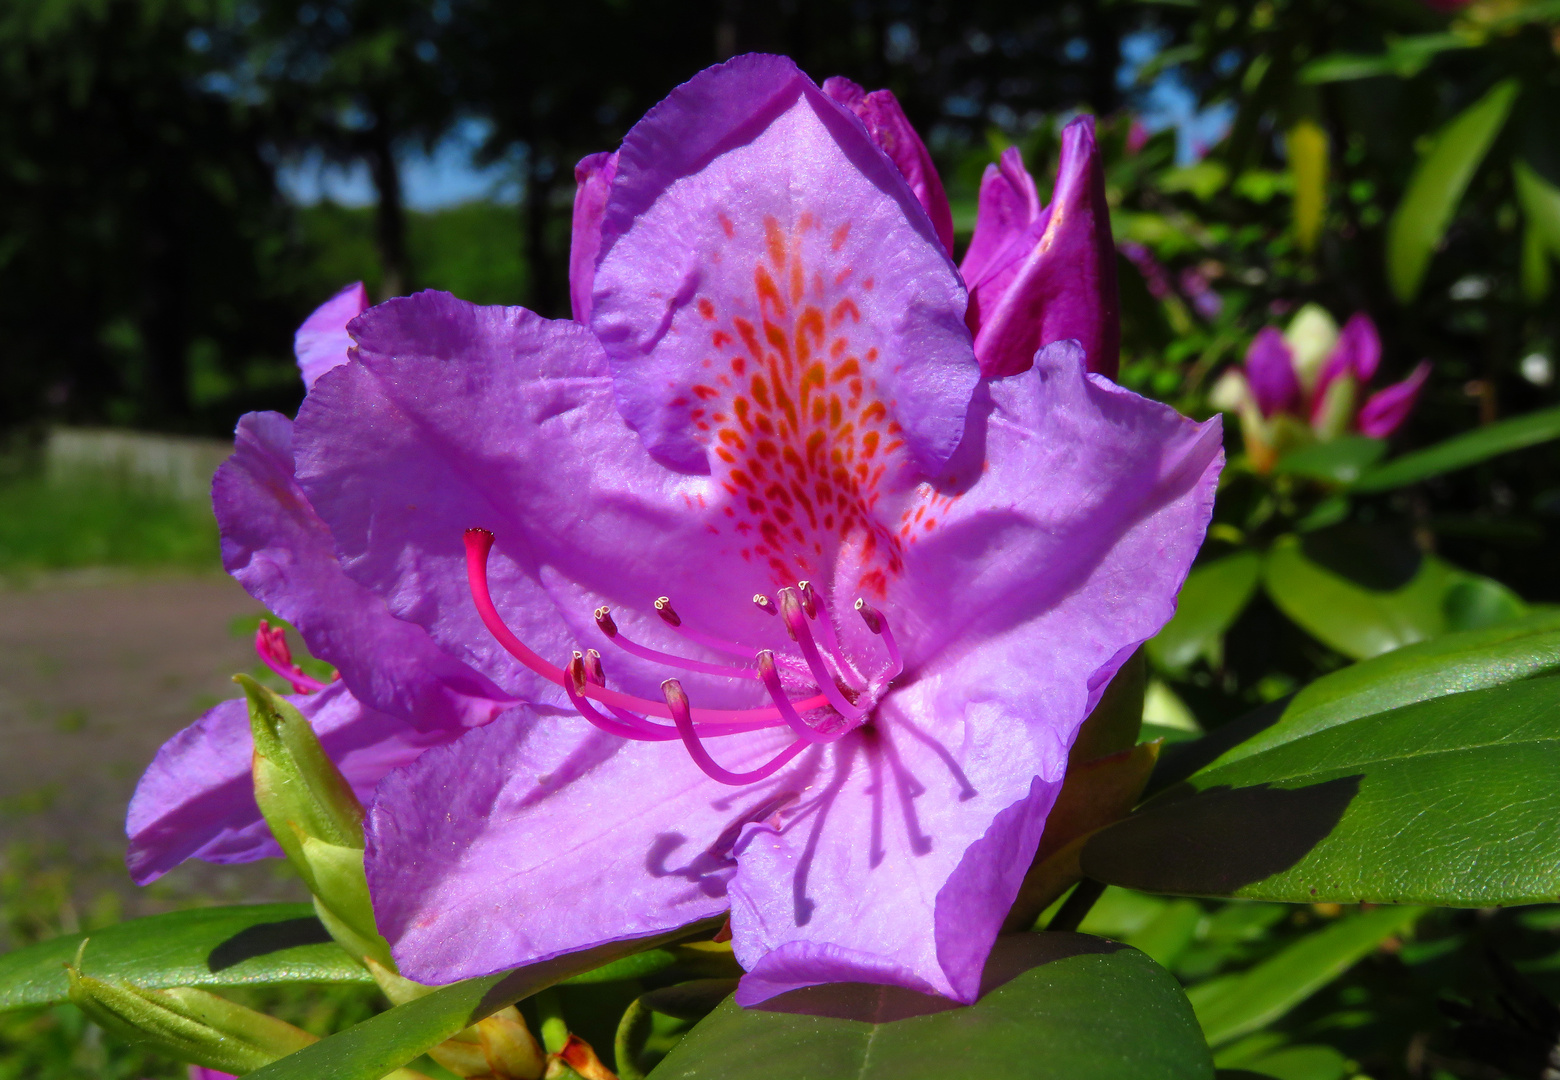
left=463, top=528, right=902, bottom=786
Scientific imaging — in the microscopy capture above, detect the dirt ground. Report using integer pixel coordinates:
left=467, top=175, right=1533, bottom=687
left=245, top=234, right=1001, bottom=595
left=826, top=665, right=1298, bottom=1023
left=0, top=573, right=306, bottom=920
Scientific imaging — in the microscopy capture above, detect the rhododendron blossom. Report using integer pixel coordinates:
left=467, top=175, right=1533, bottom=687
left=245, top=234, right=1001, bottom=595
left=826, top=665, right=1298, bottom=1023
left=1212, top=304, right=1430, bottom=471
left=283, top=55, right=1222, bottom=1005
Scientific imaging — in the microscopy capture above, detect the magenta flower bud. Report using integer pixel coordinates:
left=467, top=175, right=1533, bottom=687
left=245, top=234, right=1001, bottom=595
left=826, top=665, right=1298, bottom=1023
left=962, top=116, right=1120, bottom=379
left=1358, top=360, right=1431, bottom=438
left=1244, top=326, right=1302, bottom=417
left=821, top=76, right=955, bottom=257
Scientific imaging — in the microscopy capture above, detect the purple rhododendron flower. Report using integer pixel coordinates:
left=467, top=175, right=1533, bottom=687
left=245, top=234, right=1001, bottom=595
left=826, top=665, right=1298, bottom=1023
left=961, top=118, right=1120, bottom=380
left=290, top=55, right=1222, bottom=1005
left=125, top=291, right=517, bottom=884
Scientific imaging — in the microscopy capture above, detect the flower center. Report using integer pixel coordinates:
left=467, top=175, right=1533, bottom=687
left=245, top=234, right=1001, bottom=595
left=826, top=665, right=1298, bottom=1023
left=253, top=619, right=329, bottom=694
left=463, top=528, right=902, bottom=785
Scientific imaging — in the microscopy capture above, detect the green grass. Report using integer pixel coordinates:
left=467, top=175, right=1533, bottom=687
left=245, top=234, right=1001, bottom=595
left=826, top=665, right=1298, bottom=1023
left=0, top=471, right=220, bottom=577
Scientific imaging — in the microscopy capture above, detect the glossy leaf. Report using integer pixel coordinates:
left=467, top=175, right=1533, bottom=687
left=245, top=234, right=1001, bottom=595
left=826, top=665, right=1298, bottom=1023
left=0, top=904, right=370, bottom=1012
left=1148, top=552, right=1263, bottom=671
left=1190, top=907, right=1422, bottom=1047
left=1351, top=404, right=1560, bottom=492
left=1385, top=79, right=1518, bottom=301
left=1263, top=534, right=1457, bottom=659
left=245, top=920, right=721, bottom=1080
left=1208, top=608, right=1560, bottom=769
left=648, top=934, right=1213, bottom=1080
left=1514, top=159, right=1560, bottom=259
left=1271, top=436, right=1385, bottom=485
left=1083, top=677, right=1560, bottom=906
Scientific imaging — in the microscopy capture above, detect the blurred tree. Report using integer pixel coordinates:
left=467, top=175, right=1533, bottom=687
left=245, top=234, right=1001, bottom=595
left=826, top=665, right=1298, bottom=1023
left=0, top=0, right=304, bottom=435
left=245, top=0, right=462, bottom=299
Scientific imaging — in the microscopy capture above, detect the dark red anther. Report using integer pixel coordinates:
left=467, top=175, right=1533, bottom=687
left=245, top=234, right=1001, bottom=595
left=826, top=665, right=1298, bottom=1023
left=654, top=596, right=681, bottom=627
left=594, top=606, right=618, bottom=638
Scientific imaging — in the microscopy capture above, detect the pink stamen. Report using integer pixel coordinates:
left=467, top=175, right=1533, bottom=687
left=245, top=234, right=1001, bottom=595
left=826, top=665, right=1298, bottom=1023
left=596, top=606, right=758, bottom=681
left=564, top=655, right=679, bottom=742
left=758, top=651, right=847, bottom=745
left=664, top=679, right=808, bottom=786
left=656, top=596, right=755, bottom=659
left=778, top=588, right=865, bottom=721
left=589, top=651, right=778, bottom=737
left=253, top=620, right=326, bottom=694
left=856, top=599, right=904, bottom=679
left=464, top=529, right=826, bottom=724
left=798, top=580, right=847, bottom=670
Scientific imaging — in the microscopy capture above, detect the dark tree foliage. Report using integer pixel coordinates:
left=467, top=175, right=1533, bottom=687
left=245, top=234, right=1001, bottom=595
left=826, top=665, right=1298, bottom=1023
left=0, top=0, right=305, bottom=436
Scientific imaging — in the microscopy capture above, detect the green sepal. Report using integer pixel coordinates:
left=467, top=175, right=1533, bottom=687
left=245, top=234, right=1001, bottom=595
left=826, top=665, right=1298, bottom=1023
left=67, top=951, right=314, bottom=1073
left=240, top=674, right=365, bottom=869
left=299, top=832, right=396, bottom=971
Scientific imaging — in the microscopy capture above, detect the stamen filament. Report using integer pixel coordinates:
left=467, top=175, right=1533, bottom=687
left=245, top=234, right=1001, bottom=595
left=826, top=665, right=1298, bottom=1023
left=254, top=621, right=326, bottom=694
left=664, top=679, right=808, bottom=786
left=855, top=599, right=904, bottom=679
left=565, top=656, right=678, bottom=742
left=465, top=529, right=827, bottom=724
left=596, top=607, right=758, bottom=680
left=778, top=588, right=865, bottom=720
left=798, top=580, right=847, bottom=672
left=758, top=651, right=846, bottom=745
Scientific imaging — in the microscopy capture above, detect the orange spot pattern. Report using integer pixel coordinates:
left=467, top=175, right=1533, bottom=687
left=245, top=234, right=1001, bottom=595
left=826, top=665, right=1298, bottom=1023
left=686, top=213, right=937, bottom=597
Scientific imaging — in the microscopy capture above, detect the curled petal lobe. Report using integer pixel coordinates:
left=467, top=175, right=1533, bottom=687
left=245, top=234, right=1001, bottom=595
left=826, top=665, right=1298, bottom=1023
left=960, top=147, right=1043, bottom=295
left=1357, top=360, right=1431, bottom=438
left=821, top=76, right=955, bottom=257
left=591, top=53, right=977, bottom=477
left=294, top=282, right=368, bottom=389
left=126, top=682, right=452, bottom=884
left=570, top=151, right=618, bottom=323
left=1244, top=326, right=1301, bottom=417
left=217, top=410, right=510, bottom=733
left=967, top=117, right=1120, bottom=379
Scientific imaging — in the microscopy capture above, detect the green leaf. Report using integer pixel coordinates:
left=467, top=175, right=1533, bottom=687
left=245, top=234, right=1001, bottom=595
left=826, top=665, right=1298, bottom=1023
left=1148, top=552, right=1262, bottom=671
left=1207, top=608, right=1560, bottom=770
left=0, top=904, right=370, bottom=1012
left=245, top=920, right=721, bottom=1080
left=1082, top=677, right=1560, bottom=906
left=1515, top=159, right=1560, bottom=259
left=1301, top=34, right=1472, bottom=84
left=1191, top=907, right=1421, bottom=1047
left=1386, top=79, right=1518, bottom=301
left=1263, top=533, right=1456, bottom=659
left=647, top=934, right=1213, bottom=1080
left=1271, top=436, right=1385, bottom=485
left=1351, top=404, right=1560, bottom=492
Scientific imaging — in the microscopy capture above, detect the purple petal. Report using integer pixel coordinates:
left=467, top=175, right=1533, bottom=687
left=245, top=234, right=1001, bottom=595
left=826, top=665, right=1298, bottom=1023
left=728, top=340, right=1223, bottom=1003
left=294, top=283, right=369, bottom=389
left=217, top=411, right=511, bottom=733
left=591, top=53, right=976, bottom=477
left=1357, top=361, right=1430, bottom=438
left=569, top=151, right=618, bottom=323
left=1244, top=326, right=1301, bottom=417
left=821, top=76, right=955, bottom=257
left=967, top=117, right=1120, bottom=379
left=959, top=147, right=1043, bottom=296
left=1315, top=312, right=1381, bottom=404
left=298, top=293, right=777, bottom=711
left=126, top=682, right=453, bottom=884
left=366, top=710, right=800, bottom=983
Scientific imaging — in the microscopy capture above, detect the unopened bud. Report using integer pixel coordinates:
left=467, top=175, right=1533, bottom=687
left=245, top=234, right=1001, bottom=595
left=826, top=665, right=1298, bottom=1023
left=237, top=675, right=391, bottom=968
left=67, top=945, right=314, bottom=1073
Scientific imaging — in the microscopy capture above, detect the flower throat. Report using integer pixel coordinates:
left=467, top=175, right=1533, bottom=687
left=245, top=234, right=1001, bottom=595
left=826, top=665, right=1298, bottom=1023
left=463, top=527, right=901, bottom=785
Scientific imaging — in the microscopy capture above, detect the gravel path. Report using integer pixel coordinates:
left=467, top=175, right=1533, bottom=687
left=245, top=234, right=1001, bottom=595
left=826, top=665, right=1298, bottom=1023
left=0, top=573, right=305, bottom=920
